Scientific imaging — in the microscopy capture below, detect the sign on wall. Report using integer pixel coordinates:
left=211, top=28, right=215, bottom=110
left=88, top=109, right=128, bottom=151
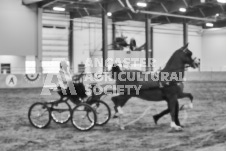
left=24, top=73, right=41, bottom=83
left=5, top=75, right=17, bottom=87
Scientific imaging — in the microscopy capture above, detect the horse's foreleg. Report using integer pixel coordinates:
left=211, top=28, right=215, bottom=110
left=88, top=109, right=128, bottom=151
left=175, top=100, right=181, bottom=126
left=168, top=95, right=182, bottom=131
left=153, top=92, right=194, bottom=124
left=178, top=92, right=194, bottom=110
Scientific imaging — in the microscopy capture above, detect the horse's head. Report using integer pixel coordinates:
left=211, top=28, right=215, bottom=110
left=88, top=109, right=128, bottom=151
left=111, top=64, right=122, bottom=79
left=179, top=43, right=200, bottom=69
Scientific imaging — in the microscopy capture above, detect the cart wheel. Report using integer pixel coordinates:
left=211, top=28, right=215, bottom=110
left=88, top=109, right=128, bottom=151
left=51, top=101, right=71, bottom=124
left=88, top=100, right=111, bottom=126
left=71, top=103, right=97, bottom=131
left=28, top=102, right=51, bottom=129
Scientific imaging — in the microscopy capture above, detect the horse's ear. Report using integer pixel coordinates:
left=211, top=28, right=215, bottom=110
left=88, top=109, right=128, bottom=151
left=184, top=43, right=189, bottom=48
left=183, top=43, right=189, bottom=52
left=182, top=43, right=189, bottom=49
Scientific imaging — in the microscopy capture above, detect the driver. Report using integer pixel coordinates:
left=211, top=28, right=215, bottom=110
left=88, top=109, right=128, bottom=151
left=57, top=60, right=73, bottom=95
left=57, top=61, right=87, bottom=103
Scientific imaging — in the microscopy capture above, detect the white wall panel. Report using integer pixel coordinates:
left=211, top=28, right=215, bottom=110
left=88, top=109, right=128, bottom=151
left=43, top=35, right=68, bottom=40
left=42, top=40, right=68, bottom=46
left=73, top=20, right=202, bottom=73
left=0, top=0, right=38, bottom=56
left=42, top=13, right=69, bottom=64
left=42, top=46, right=68, bottom=51
left=202, top=28, right=226, bottom=71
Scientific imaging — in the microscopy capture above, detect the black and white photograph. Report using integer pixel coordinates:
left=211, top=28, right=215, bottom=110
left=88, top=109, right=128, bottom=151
left=1, top=0, right=226, bottom=150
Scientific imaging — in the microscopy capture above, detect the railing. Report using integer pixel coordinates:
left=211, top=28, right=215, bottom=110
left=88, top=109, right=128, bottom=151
left=1, top=66, right=226, bottom=75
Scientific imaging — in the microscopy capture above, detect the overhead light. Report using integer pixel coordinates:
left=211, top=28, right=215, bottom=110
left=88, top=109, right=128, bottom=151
left=216, top=13, right=220, bottom=17
left=137, top=2, right=147, bottom=7
left=53, top=7, right=65, bottom=12
left=107, top=12, right=112, bottom=17
left=206, top=23, right=214, bottom=27
left=217, top=0, right=226, bottom=3
left=201, top=0, right=206, bottom=3
left=179, top=8, right=187, bottom=12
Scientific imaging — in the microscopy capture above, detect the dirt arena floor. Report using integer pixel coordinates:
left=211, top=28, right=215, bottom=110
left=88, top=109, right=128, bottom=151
left=0, top=81, right=226, bottom=151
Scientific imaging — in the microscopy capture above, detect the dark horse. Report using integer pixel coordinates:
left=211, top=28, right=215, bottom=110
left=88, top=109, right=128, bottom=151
left=111, top=43, right=199, bottom=130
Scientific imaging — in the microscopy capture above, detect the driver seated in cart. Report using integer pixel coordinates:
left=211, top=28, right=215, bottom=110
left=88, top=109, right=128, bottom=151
left=57, top=60, right=87, bottom=104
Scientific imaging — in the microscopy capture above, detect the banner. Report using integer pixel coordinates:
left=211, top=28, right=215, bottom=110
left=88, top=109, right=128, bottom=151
left=0, top=74, right=43, bottom=88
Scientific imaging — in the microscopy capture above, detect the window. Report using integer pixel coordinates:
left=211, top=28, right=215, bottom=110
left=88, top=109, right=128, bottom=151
left=55, top=26, right=66, bottom=29
left=43, top=25, right=54, bottom=28
left=1, top=64, right=10, bottom=74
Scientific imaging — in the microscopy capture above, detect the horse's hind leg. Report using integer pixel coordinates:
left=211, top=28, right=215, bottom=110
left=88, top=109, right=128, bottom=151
left=111, top=95, right=131, bottom=130
left=153, top=108, right=169, bottom=125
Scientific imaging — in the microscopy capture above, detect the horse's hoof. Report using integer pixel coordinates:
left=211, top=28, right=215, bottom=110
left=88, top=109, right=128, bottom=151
left=153, top=115, right=158, bottom=125
left=172, top=126, right=183, bottom=131
left=189, top=103, right=193, bottom=109
left=120, top=126, right=125, bottom=130
left=180, top=125, right=184, bottom=128
left=113, top=112, right=121, bottom=118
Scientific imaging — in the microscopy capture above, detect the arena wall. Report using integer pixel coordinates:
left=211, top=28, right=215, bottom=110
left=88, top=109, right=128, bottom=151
left=185, top=72, right=226, bottom=82
left=0, top=72, right=225, bottom=89
left=0, top=74, right=43, bottom=88
left=202, top=28, right=226, bottom=71
left=0, top=56, right=26, bottom=74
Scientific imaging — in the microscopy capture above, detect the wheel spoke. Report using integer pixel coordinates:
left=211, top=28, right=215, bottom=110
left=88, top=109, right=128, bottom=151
left=51, top=102, right=71, bottom=124
left=71, top=104, right=96, bottom=131
left=28, top=103, right=51, bottom=129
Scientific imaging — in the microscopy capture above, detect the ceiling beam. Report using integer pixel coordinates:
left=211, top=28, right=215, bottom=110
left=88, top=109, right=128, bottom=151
left=160, top=2, right=171, bottom=23
left=139, top=10, right=216, bottom=22
left=107, top=0, right=127, bottom=13
left=188, top=5, right=225, bottom=18
left=114, top=0, right=221, bottom=23
left=212, top=20, right=226, bottom=28
left=22, top=0, right=43, bottom=5
left=39, top=0, right=57, bottom=8
left=72, top=8, right=101, bottom=18
left=71, top=0, right=140, bottom=19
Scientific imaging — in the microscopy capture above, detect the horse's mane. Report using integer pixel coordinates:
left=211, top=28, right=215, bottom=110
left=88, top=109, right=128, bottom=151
left=162, top=47, right=185, bottom=72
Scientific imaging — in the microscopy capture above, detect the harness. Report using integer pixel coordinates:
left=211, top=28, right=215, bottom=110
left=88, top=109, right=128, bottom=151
left=157, top=65, right=191, bottom=88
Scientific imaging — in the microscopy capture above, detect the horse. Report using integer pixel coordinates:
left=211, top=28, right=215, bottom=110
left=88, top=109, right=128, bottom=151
left=111, top=43, right=199, bottom=130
